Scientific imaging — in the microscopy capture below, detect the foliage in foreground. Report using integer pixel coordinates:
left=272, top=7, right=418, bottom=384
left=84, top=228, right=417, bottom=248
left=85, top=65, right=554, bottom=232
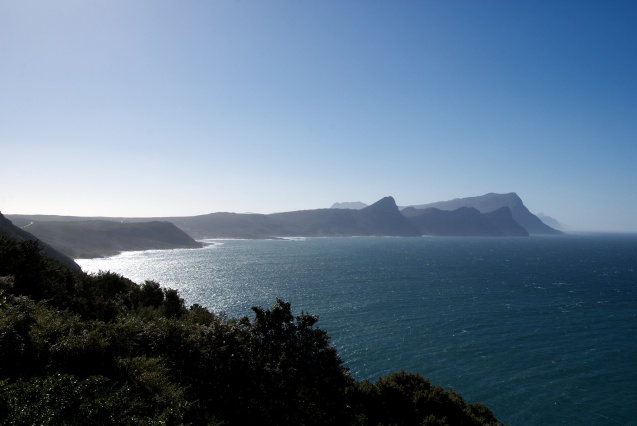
left=0, top=235, right=501, bottom=425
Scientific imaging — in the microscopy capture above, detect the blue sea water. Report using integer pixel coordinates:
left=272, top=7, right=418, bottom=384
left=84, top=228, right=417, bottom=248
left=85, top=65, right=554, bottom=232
left=77, top=234, right=637, bottom=425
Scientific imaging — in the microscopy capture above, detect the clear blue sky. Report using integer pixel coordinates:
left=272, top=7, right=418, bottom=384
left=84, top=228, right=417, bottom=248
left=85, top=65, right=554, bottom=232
left=2, top=1, right=636, bottom=232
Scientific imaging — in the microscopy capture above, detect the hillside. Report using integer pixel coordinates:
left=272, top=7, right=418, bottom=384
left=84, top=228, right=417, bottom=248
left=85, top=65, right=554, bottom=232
left=20, top=220, right=203, bottom=258
left=163, top=196, right=532, bottom=239
left=269, top=196, right=419, bottom=237
left=403, top=206, right=528, bottom=236
left=130, top=196, right=420, bottom=239
left=0, top=212, right=80, bottom=270
left=6, top=193, right=559, bottom=254
left=409, top=193, right=561, bottom=235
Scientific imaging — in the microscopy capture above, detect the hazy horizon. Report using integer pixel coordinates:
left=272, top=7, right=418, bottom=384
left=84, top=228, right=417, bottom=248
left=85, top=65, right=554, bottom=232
left=2, top=192, right=631, bottom=234
left=2, top=1, right=636, bottom=232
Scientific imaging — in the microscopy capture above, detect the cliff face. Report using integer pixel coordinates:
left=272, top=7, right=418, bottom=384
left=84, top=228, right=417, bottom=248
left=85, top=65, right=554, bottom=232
left=357, top=196, right=420, bottom=236
left=483, top=207, right=530, bottom=236
left=403, top=206, right=528, bottom=236
left=409, top=193, right=561, bottom=235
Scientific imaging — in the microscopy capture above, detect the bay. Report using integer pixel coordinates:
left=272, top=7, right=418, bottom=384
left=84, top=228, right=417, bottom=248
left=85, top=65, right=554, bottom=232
left=77, top=234, right=637, bottom=425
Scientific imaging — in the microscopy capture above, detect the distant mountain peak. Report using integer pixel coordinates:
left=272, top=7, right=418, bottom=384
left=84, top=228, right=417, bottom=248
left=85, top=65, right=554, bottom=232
left=330, top=201, right=368, bottom=210
left=364, top=196, right=399, bottom=212
left=7, top=193, right=561, bottom=245
left=537, top=213, right=566, bottom=231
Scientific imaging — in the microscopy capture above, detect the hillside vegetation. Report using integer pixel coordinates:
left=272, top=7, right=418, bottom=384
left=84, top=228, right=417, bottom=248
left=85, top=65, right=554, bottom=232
left=0, top=233, right=502, bottom=425
left=0, top=213, right=80, bottom=270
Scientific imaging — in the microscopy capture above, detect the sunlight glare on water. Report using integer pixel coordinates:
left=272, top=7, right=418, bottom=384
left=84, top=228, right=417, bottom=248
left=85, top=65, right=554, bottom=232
left=77, top=235, right=637, bottom=425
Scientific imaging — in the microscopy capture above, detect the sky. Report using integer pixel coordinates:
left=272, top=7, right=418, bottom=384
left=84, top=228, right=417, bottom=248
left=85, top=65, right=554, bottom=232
left=1, top=1, right=636, bottom=232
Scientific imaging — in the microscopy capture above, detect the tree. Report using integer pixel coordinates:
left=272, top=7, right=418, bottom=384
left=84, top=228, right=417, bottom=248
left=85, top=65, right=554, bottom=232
left=351, top=371, right=501, bottom=426
left=0, top=233, right=502, bottom=425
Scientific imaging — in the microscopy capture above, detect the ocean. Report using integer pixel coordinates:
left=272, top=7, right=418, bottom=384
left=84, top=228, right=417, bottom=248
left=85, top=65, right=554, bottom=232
left=77, top=234, right=637, bottom=425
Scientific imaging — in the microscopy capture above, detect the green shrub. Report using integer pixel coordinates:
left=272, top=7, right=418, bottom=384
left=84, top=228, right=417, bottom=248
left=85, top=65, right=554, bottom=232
left=0, top=234, right=502, bottom=425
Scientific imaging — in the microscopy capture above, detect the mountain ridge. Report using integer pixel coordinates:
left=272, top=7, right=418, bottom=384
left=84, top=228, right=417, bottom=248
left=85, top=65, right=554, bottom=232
left=403, top=206, right=529, bottom=237
left=409, top=193, right=561, bottom=235
left=12, top=219, right=203, bottom=259
left=6, top=193, right=561, bottom=257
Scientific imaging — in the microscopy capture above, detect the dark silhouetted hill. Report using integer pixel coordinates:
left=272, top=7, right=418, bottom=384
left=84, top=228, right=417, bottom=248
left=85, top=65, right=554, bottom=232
left=20, top=220, right=203, bottom=258
left=356, top=196, right=419, bottom=236
left=409, top=193, right=561, bottom=235
left=0, top=212, right=81, bottom=270
left=163, top=196, right=419, bottom=239
left=159, top=196, right=526, bottom=239
left=6, top=193, right=559, bottom=255
left=402, top=206, right=528, bottom=236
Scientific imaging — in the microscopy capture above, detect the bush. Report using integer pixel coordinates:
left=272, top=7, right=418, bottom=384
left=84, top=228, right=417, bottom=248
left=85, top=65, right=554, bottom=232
left=0, top=234, right=502, bottom=425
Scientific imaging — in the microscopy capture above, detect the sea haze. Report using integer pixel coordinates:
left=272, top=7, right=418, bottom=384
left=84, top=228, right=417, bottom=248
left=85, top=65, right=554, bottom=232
left=78, top=234, right=637, bottom=425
